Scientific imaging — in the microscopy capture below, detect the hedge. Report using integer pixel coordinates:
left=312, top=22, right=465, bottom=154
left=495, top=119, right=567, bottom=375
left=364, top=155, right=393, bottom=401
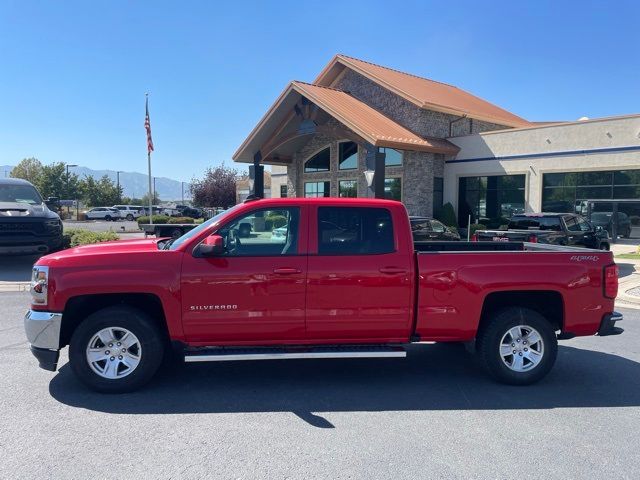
left=63, top=229, right=119, bottom=248
left=167, top=216, right=195, bottom=224
left=265, top=214, right=288, bottom=229
left=137, top=215, right=170, bottom=226
left=469, top=223, right=487, bottom=235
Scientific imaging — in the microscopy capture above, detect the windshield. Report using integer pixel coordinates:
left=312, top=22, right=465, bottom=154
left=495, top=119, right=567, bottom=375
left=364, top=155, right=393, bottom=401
left=168, top=204, right=242, bottom=250
left=0, top=184, right=43, bottom=205
left=591, top=213, right=611, bottom=223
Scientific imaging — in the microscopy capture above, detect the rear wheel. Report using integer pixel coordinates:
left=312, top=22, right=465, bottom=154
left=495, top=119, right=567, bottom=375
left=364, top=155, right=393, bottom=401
left=126, top=214, right=134, bottom=221
left=69, top=306, right=165, bottom=393
left=477, top=307, right=557, bottom=385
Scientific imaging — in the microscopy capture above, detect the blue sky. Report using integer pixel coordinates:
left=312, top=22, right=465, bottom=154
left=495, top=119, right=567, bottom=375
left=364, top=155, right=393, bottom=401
left=1, top=0, right=638, bottom=181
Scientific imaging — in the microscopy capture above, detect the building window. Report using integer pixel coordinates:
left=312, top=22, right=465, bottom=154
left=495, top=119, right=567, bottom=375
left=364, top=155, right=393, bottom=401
left=433, top=177, right=444, bottom=217
left=542, top=169, right=640, bottom=213
left=304, top=147, right=330, bottom=173
left=458, top=175, right=526, bottom=227
left=338, top=142, right=358, bottom=170
left=384, top=178, right=402, bottom=201
left=280, top=184, right=287, bottom=198
left=305, top=181, right=330, bottom=198
left=339, top=180, right=358, bottom=197
left=381, top=147, right=403, bottom=167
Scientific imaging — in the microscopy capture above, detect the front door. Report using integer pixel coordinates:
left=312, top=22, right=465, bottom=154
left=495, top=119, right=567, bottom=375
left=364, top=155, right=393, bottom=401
left=180, top=206, right=308, bottom=344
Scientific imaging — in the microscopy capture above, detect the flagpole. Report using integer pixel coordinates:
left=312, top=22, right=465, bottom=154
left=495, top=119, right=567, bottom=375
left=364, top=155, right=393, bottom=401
left=146, top=93, right=153, bottom=225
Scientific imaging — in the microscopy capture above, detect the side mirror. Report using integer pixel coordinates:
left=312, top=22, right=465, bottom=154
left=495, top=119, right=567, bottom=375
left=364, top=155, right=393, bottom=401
left=196, top=234, right=224, bottom=257
left=595, top=225, right=603, bottom=232
left=45, top=196, right=59, bottom=209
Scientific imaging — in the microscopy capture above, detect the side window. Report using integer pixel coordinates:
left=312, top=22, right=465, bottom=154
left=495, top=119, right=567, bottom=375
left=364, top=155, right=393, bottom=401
left=431, top=220, right=446, bottom=233
left=317, top=207, right=394, bottom=255
left=577, top=217, right=591, bottom=232
left=565, top=217, right=580, bottom=232
left=411, top=220, right=431, bottom=233
left=216, top=208, right=300, bottom=256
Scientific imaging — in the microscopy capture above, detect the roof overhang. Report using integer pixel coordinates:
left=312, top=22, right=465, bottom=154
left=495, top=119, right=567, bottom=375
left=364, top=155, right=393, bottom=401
left=233, top=81, right=459, bottom=164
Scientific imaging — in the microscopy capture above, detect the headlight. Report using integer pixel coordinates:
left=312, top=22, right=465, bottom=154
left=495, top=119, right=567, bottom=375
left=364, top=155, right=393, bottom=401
left=30, top=265, right=49, bottom=305
left=44, top=219, right=62, bottom=233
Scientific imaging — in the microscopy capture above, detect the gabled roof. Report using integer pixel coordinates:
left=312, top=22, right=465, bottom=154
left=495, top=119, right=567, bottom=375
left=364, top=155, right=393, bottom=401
left=315, top=54, right=531, bottom=128
left=233, top=81, right=459, bottom=163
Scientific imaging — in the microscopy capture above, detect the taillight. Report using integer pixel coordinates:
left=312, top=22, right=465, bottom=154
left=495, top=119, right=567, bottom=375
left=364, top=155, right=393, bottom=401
left=604, top=264, right=619, bottom=299
left=470, top=234, right=478, bottom=242
left=527, top=234, right=538, bottom=243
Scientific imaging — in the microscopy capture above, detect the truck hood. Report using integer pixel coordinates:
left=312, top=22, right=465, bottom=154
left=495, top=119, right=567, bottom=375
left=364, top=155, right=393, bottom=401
left=0, top=202, right=53, bottom=219
left=39, top=238, right=162, bottom=264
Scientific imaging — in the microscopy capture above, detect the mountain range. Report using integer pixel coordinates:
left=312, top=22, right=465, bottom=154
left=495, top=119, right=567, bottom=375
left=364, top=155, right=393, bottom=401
left=1, top=165, right=191, bottom=201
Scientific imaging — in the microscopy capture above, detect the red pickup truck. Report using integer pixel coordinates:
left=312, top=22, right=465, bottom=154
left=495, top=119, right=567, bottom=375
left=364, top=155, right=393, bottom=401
left=25, top=198, right=623, bottom=393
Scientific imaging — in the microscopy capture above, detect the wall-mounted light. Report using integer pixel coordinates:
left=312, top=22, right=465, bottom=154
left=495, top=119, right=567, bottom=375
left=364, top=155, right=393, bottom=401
left=606, top=132, right=612, bottom=138
left=364, top=170, right=375, bottom=188
left=529, top=165, right=537, bottom=175
left=546, top=138, right=551, bottom=144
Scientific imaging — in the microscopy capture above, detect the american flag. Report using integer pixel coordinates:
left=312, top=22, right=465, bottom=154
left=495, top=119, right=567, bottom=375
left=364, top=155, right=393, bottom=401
left=145, top=96, right=154, bottom=153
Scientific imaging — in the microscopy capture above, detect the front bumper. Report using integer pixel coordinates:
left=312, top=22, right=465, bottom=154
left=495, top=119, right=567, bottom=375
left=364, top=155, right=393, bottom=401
left=24, top=310, right=63, bottom=371
left=598, top=311, right=624, bottom=336
left=0, top=234, right=63, bottom=255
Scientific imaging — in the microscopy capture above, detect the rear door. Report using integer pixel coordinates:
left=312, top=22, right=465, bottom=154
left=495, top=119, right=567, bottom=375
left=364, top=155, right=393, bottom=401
left=305, top=205, right=413, bottom=341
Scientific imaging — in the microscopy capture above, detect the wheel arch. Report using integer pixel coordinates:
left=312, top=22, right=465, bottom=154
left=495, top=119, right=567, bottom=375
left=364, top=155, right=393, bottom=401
left=60, top=293, right=169, bottom=348
left=477, top=290, right=564, bottom=338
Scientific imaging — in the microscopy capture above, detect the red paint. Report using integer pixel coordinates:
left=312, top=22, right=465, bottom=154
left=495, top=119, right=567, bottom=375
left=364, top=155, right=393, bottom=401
left=34, top=198, right=617, bottom=347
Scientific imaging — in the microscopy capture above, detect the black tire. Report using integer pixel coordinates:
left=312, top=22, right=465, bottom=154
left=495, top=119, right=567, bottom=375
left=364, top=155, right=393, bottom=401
left=69, top=306, right=165, bottom=393
left=477, top=307, right=557, bottom=385
left=600, top=243, right=610, bottom=251
left=624, top=228, right=631, bottom=239
left=126, top=214, right=134, bottom=221
left=105, top=215, right=112, bottom=221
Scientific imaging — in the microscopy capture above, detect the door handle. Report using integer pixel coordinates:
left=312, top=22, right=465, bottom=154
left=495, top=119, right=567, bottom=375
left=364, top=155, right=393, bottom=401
left=273, top=267, right=302, bottom=275
left=379, top=267, right=408, bottom=275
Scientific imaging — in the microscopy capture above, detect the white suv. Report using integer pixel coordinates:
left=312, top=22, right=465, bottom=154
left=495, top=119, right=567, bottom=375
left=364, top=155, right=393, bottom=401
left=113, top=205, right=144, bottom=221
left=85, top=207, right=121, bottom=221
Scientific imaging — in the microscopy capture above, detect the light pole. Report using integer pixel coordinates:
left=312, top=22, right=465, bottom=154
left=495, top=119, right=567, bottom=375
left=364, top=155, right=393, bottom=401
left=153, top=177, right=157, bottom=204
left=65, top=164, right=78, bottom=217
left=181, top=181, right=185, bottom=204
left=116, top=171, right=123, bottom=203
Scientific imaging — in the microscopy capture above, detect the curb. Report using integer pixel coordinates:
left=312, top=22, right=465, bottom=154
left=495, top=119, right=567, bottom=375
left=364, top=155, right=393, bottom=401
left=0, top=282, right=30, bottom=293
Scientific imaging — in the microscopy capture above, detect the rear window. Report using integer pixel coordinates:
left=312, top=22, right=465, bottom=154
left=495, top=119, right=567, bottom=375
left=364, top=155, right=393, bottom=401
left=508, top=216, right=562, bottom=231
left=318, top=207, right=394, bottom=255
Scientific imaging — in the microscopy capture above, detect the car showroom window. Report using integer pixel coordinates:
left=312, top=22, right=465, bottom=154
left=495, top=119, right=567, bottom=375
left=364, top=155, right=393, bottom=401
left=317, top=207, right=394, bottom=255
left=216, top=208, right=300, bottom=256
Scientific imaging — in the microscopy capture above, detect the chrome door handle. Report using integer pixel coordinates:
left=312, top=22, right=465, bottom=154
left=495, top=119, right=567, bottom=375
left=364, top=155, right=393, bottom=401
left=273, top=267, right=302, bottom=275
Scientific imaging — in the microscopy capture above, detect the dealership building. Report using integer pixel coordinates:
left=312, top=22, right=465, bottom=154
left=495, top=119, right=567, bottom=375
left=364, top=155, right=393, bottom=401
left=233, top=54, right=640, bottom=228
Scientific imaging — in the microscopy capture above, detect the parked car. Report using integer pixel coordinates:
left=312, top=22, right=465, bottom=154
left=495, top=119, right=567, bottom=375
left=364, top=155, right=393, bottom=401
left=0, top=178, right=63, bottom=255
left=590, top=211, right=632, bottom=238
left=112, top=205, right=143, bottom=221
left=474, top=213, right=610, bottom=250
left=25, top=198, right=623, bottom=393
left=181, top=206, right=204, bottom=219
left=410, top=216, right=460, bottom=241
left=85, top=207, right=121, bottom=221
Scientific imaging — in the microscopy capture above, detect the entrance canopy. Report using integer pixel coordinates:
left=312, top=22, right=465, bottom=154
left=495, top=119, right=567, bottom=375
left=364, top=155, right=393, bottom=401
left=233, top=81, right=459, bottom=165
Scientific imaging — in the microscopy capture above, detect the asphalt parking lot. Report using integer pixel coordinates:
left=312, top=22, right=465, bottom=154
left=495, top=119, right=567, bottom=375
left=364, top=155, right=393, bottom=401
left=63, top=219, right=141, bottom=233
left=1, top=290, right=638, bottom=479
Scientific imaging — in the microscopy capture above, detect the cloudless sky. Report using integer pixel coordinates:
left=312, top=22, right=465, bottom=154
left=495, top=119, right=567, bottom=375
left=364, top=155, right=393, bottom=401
left=1, top=0, right=639, bottom=181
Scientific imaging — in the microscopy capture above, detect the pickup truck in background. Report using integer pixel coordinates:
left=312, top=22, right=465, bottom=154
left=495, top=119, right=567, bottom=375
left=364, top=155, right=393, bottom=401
left=473, top=213, right=611, bottom=250
left=0, top=178, right=63, bottom=255
left=25, top=198, right=622, bottom=393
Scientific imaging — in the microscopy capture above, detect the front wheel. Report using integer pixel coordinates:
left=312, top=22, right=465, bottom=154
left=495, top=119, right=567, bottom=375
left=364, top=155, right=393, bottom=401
left=477, top=307, right=557, bottom=385
left=104, top=215, right=112, bottom=221
left=69, top=306, right=165, bottom=393
left=126, top=214, right=134, bottom=221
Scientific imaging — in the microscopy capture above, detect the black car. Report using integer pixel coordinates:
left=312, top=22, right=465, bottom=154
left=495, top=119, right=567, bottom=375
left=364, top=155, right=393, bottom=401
left=410, top=216, right=460, bottom=241
left=475, top=213, right=610, bottom=250
left=590, top=211, right=632, bottom=238
left=0, top=178, right=63, bottom=255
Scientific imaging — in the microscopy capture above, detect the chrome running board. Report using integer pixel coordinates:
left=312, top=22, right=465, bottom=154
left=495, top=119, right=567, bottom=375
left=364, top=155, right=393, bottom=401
left=184, top=345, right=406, bottom=363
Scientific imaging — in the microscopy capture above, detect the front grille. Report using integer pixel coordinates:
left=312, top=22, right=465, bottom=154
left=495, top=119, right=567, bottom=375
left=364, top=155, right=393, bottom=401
left=0, top=222, right=45, bottom=235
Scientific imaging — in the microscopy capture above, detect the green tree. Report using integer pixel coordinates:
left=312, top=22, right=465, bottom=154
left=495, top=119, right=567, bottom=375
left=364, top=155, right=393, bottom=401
left=10, top=157, right=43, bottom=185
left=436, top=202, right=458, bottom=228
left=141, top=192, right=160, bottom=205
left=79, top=175, right=122, bottom=206
left=37, top=162, right=81, bottom=200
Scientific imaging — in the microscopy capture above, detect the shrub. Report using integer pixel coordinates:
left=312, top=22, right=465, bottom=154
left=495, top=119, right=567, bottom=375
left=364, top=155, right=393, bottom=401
left=435, top=202, right=458, bottom=228
left=63, top=229, right=119, bottom=248
left=630, top=215, right=640, bottom=226
left=137, top=215, right=170, bottom=226
left=167, top=216, right=195, bottom=224
left=469, top=223, right=487, bottom=235
left=265, top=214, right=287, bottom=229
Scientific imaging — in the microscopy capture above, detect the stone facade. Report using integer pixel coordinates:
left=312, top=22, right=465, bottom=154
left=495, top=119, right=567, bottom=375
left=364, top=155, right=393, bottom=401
left=283, top=68, right=512, bottom=216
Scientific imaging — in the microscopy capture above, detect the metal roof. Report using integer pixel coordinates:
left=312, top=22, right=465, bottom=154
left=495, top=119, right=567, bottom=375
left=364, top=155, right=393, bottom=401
left=315, top=54, right=531, bottom=128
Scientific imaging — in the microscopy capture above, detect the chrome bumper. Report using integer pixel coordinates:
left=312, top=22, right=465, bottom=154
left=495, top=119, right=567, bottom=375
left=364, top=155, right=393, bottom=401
left=24, top=310, right=63, bottom=350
